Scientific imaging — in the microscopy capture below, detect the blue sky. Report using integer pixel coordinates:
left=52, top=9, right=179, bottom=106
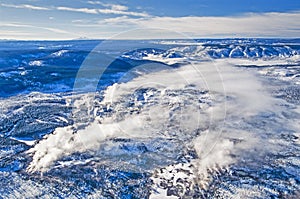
left=0, top=0, right=299, bottom=40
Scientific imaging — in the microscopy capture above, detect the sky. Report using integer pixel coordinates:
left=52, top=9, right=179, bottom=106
left=0, top=0, right=299, bottom=40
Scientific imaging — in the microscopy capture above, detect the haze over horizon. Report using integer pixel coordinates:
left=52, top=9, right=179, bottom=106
left=0, top=0, right=299, bottom=40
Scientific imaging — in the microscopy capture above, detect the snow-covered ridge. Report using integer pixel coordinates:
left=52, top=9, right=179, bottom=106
left=193, top=44, right=299, bottom=59
left=121, top=43, right=300, bottom=64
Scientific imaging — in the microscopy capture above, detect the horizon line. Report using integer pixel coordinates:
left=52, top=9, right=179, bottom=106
left=1, top=36, right=300, bottom=42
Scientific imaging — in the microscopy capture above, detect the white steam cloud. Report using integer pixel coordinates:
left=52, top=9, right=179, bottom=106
left=27, top=59, right=274, bottom=182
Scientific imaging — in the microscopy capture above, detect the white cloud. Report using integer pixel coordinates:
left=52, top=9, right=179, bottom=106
left=98, top=11, right=300, bottom=38
left=0, top=23, right=33, bottom=28
left=0, top=3, right=50, bottom=10
left=88, top=1, right=128, bottom=11
left=102, top=16, right=131, bottom=24
left=57, top=6, right=98, bottom=14
left=43, top=27, right=70, bottom=34
left=1, top=3, right=147, bottom=17
left=0, top=23, right=73, bottom=35
left=1, top=2, right=299, bottom=40
left=0, top=30, right=32, bottom=36
left=111, top=4, right=128, bottom=11
left=71, top=19, right=91, bottom=23
left=56, top=6, right=149, bottom=17
left=97, top=9, right=149, bottom=17
left=87, top=1, right=106, bottom=6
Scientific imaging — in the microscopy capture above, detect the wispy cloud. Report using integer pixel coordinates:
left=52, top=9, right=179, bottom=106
left=0, top=23, right=34, bottom=28
left=57, top=7, right=98, bottom=14
left=1, top=3, right=148, bottom=17
left=1, top=2, right=299, bottom=40
left=0, top=30, right=32, bottom=36
left=62, top=0, right=148, bottom=17
left=97, top=11, right=300, bottom=38
left=0, top=3, right=50, bottom=10
left=110, top=5, right=129, bottom=11
left=87, top=1, right=128, bottom=11
left=0, top=22, right=72, bottom=35
left=42, top=27, right=71, bottom=34
left=98, top=9, right=149, bottom=17
left=57, top=6, right=149, bottom=17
